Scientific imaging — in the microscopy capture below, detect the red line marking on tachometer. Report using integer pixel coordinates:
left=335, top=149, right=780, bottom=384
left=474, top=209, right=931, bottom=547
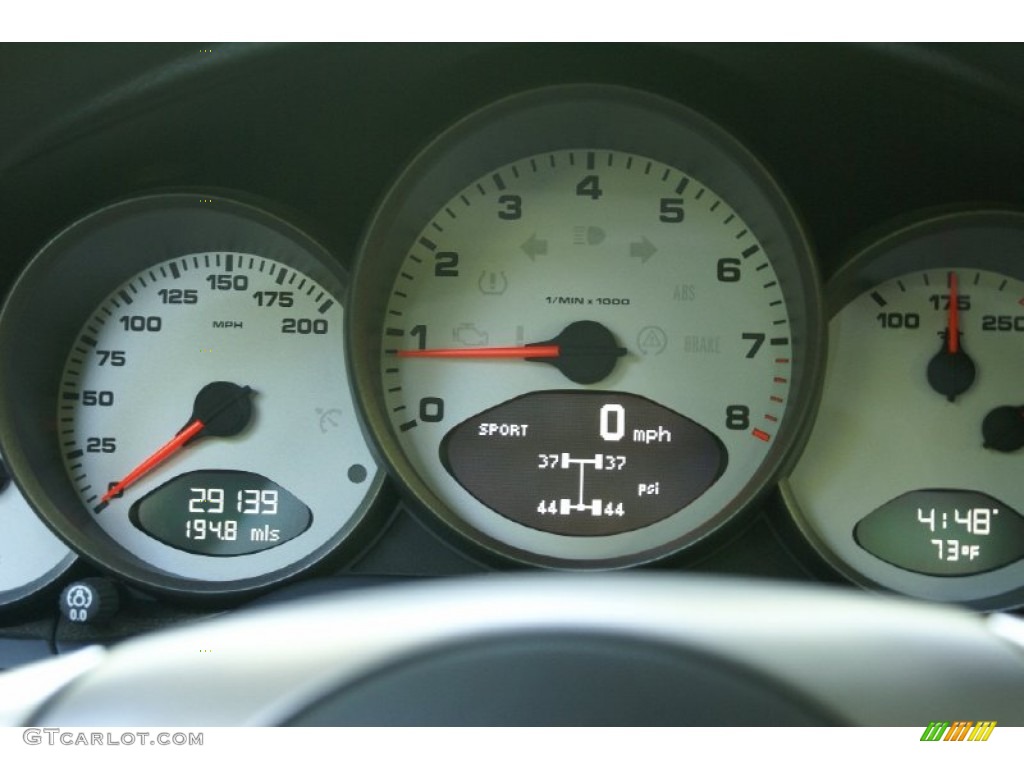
left=775, top=358, right=790, bottom=364
left=752, top=429, right=771, bottom=442
left=773, top=376, right=788, bottom=384
left=764, top=414, right=778, bottom=422
left=770, top=395, right=784, bottom=404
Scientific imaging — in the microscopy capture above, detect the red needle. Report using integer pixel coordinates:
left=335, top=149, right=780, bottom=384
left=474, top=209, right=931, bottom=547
left=948, top=270, right=960, bottom=353
left=394, top=322, right=626, bottom=385
left=397, top=345, right=560, bottom=359
left=101, top=419, right=205, bottom=504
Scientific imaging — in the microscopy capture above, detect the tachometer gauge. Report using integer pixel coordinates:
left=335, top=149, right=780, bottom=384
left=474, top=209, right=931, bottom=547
left=782, top=210, right=1024, bottom=609
left=350, top=86, right=824, bottom=567
left=0, top=194, right=383, bottom=599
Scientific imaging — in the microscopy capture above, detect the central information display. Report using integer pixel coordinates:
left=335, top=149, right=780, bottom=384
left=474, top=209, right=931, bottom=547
left=441, top=391, right=727, bottom=535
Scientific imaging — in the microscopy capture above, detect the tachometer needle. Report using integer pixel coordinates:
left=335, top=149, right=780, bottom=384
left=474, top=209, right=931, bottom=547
left=98, top=381, right=255, bottom=510
left=398, top=345, right=559, bottom=359
left=396, top=320, right=626, bottom=385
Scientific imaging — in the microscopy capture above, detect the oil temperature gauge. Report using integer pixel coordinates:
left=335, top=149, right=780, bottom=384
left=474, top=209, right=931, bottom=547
left=782, top=210, right=1024, bottom=609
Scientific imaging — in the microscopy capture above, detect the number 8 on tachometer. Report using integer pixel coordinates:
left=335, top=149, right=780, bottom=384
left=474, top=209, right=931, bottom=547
left=349, top=85, right=824, bottom=567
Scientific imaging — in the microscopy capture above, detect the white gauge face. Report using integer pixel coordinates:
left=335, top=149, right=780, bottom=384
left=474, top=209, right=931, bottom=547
left=787, top=267, right=1024, bottom=604
left=59, top=252, right=376, bottom=582
left=0, top=473, right=73, bottom=601
left=382, top=150, right=798, bottom=563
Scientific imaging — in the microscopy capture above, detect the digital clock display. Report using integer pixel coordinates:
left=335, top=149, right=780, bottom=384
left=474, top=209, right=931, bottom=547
left=854, top=489, right=1024, bottom=576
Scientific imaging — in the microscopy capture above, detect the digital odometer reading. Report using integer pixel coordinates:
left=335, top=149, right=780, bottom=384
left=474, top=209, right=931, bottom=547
left=854, top=490, right=1024, bottom=576
left=441, top=391, right=726, bottom=535
left=130, top=470, right=311, bottom=556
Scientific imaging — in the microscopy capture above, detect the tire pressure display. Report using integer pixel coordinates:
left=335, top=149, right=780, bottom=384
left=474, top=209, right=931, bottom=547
left=442, top=391, right=726, bottom=535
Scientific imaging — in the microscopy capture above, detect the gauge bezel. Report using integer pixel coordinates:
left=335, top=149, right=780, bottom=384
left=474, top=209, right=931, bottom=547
left=0, top=193, right=386, bottom=600
left=780, top=208, right=1024, bottom=610
left=349, top=84, right=825, bottom=569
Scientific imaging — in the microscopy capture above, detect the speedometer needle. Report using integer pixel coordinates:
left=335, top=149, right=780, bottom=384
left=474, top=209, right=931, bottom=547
left=98, top=381, right=255, bottom=510
left=396, top=320, right=627, bottom=385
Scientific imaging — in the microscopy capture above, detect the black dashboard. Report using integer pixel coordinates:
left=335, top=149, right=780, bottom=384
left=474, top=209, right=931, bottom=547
left=1, top=44, right=1023, bottom=725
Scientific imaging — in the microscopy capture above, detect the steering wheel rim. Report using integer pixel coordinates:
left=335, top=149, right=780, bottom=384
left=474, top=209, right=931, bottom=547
left=3, top=573, right=1023, bottom=726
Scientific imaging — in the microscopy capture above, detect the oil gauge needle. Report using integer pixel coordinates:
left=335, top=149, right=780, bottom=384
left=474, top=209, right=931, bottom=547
left=396, top=320, right=626, bottom=384
left=926, top=271, right=976, bottom=402
left=97, top=381, right=255, bottom=511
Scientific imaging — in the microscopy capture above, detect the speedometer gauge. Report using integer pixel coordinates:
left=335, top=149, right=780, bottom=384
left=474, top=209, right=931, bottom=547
left=350, top=86, right=824, bottom=567
left=782, top=210, right=1024, bottom=609
left=0, top=194, right=383, bottom=599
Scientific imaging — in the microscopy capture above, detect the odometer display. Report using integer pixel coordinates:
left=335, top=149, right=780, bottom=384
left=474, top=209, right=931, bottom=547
left=131, top=470, right=312, bottom=556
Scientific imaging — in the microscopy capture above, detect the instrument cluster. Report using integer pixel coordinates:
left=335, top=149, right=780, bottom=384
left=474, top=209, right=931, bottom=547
left=0, top=44, right=1021, bottom=630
